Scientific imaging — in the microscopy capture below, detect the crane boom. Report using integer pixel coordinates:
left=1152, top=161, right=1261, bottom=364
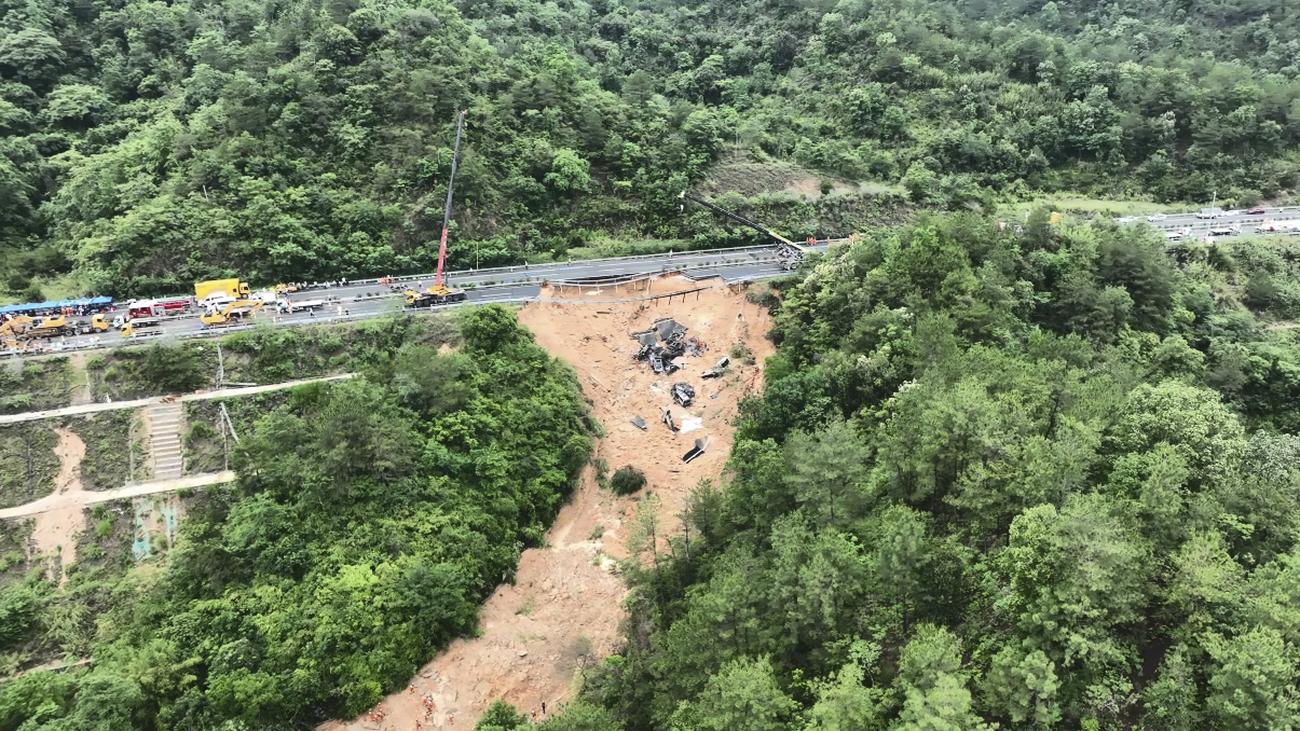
left=678, top=190, right=796, bottom=246
left=435, top=110, right=467, bottom=288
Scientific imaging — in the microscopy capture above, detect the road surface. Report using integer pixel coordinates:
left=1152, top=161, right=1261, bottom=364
left=0, top=471, right=236, bottom=520
left=1118, top=205, right=1300, bottom=241
left=0, top=374, right=355, bottom=425
left=4, top=245, right=825, bottom=358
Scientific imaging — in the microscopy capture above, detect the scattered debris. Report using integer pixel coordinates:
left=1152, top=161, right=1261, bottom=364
left=682, top=438, right=707, bottom=463
left=661, top=407, right=678, bottom=432
left=633, top=317, right=705, bottom=374
left=701, top=356, right=730, bottom=379
left=671, top=383, right=695, bottom=406
left=630, top=415, right=647, bottom=431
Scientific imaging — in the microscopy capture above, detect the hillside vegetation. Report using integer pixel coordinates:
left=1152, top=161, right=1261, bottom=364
left=3, top=0, right=1299, bottom=297
left=467, top=217, right=1300, bottom=730
left=0, top=308, right=593, bottom=729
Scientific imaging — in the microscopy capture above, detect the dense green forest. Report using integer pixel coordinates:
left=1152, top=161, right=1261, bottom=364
left=471, top=217, right=1300, bottom=730
left=3, top=0, right=1299, bottom=297
left=0, top=308, right=593, bottom=729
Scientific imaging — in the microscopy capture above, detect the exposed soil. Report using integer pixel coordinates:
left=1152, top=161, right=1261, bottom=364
left=323, top=275, right=774, bottom=730
left=29, top=426, right=87, bottom=582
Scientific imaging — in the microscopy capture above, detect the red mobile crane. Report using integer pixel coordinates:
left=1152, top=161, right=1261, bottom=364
left=407, top=110, right=470, bottom=308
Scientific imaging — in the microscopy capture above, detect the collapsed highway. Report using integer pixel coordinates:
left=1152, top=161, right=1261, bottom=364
left=1, top=243, right=833, bottom=358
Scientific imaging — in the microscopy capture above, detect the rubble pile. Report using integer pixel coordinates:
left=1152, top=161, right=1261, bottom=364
left=633, top=318, right=704, bottom=375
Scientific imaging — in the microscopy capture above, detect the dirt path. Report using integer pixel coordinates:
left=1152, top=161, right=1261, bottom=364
left=323, top=275, right=774, bottom=729
left=29, top=427, right=87, bottom=581
left=0, top=373, right=356, bottom=426
left=1, top=471, right=235, bottom=520
left=67, top=352, right=93, bottom=406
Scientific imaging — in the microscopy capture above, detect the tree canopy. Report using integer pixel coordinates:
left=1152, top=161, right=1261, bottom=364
left=3, top=0, right=1299, bottom=297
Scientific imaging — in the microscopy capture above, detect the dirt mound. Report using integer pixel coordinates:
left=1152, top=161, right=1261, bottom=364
left=322, top=275, right=774, bottom=729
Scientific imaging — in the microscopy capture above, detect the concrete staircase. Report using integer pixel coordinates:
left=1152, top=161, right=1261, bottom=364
left=145, top=402, right=185, bottom=481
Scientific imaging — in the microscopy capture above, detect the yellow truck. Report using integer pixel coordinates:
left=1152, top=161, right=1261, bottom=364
left=200, top=300, right=263, bottom=327
left=194, top=278, right=251, bottom=304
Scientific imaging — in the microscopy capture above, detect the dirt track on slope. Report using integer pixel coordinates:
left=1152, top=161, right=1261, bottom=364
left=322, top=275, right=774, bottom=729
left=29, top=427, right=87, bottom=582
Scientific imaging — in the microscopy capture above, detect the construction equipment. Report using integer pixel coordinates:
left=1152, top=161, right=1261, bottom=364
left=24, top=315, right=75, bottom=339
left=0, top=316, right=31, bottom=351
left=120, top=317, right=162, bottom=338
left=195, top=278, right=252, bottom=306
left=276, top=297, right=327, bottom=314
left=200, top=300, right=263, bottom=327
left=406, top=110, right=469, bottom=308
left=679, top=190, right=810, bottom=268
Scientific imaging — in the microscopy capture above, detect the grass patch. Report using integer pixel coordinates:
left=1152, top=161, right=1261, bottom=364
left=65, top=411, right=143, bottom=490
left=0, top=424, right=58, bottom=509
left=0, top=358, right=72, bottom=415
left=183, top=392, right=289, bottom=474
left=87, top=343, right=218, bottom=400
left=1003, top=195, right=1178, bottom=217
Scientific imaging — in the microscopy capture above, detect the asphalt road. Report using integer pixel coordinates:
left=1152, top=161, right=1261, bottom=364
left=1118, top=205, right=1300, bottom=241
left=21, top=198, right=1296, bottom=359
left=5, top=245, right=823, bottom=357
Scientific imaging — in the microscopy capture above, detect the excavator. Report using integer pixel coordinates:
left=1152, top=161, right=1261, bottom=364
left=200, top=299, right=264, bottom=327
left=406, top=110, right=470, bottom=309
left=0, top=316, right=31, bottom=351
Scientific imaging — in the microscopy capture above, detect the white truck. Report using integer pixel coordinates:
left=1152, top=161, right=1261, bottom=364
left=276, top=297, right=328, bottom=314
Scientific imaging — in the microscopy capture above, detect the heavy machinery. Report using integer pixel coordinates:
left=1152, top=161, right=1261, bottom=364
left=120, top=317, right=162, bottom=338
left=678, top=190, right=810, bottom=269
left=200, top=300, right=263, bottom=327
left=195, top=278, right=252, bottom=306
left=0, top=316, right=31, bottom=351
left=276, top=297, right=327, bottom=314
left=405, top=110, right=469, bottom=309
left=24, top=315, right=75, bottom=339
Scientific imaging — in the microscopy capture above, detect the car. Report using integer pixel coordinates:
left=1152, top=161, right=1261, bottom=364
left=1147, top=214, right=1168, bottom=222
left=1196, top=208, right=1224, bottom=219
left=1117, top=216, right=1139, bottom=224
left=1247, top=207, right=1267, bottom=215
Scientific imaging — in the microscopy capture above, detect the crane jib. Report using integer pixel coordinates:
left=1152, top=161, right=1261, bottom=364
left=435, top=110, right=467, bottom=288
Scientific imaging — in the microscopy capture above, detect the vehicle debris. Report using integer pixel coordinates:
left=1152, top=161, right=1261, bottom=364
left=633, top=317, right=705, bottom=374
left=672, top=383, right=695, bottom=406
left=661, top=407, right=678, bottom=432
left=631, top=415, right=648, bottom=431
left=701, top=356, right=730, bottom=379
left=682, top=438, right=707, bottom=463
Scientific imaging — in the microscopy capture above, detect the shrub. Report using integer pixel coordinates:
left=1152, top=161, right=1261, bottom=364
left=609, top=465, right=646, bottom=495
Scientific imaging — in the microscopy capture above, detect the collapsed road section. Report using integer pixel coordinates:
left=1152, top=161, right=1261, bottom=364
left=325, top=274, right=775, bottom=731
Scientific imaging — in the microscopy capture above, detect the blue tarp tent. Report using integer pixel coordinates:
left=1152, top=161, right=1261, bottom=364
left=0, top=296, right=113, bottom=316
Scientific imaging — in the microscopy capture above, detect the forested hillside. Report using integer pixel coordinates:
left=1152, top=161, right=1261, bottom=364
left=3, top=0, right=1299, bottom=297
left=470, top=218, right=1300, bottom=730
left=0, top=309, right=593, bottom=729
